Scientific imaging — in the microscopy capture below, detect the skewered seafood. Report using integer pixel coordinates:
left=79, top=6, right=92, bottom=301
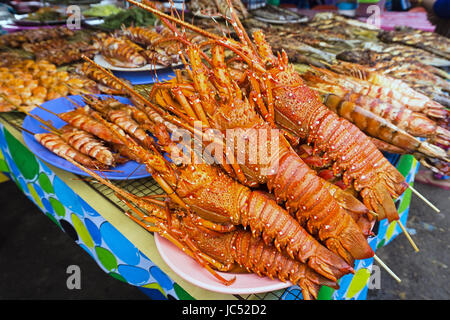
left=58, top=107, right=126, bottom=145
left=301, top=68, right=450, bottom=147
left=331, top=62, right=449, bottom=120
left=99, top=36, right=148, bottom=68
left=82, top=95, right=155, bottom=150
left=22, top=38, right=98, bottom=66
left=147, top=42, right=374, bottom=264
left=120, top=25, right=206, bottom=66
left=74, top=62, right=132, bottom=95
left=0, top=26, right=74, bottom=48
left=132, top=0, right=408, bottom=225
left=322, top=94, right=449, bottom=162
left=55, top=153, right=340, bottom=299
left=189, top=0, right=248, bottom=18
left=34, top=132, right=108, bottom=169
left=335, top=49, right=450, bottom=101
left=59, top=125, right=118, bottom=167
left=120, top=26, right=181, bottom=66
left=78, top=87, right=354, bottom=281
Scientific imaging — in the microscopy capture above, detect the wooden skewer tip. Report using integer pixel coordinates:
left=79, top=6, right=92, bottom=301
left=408, top=184, right=440, bottom=213
left=397, top=220, right=420, bottom=253
left=373, top=255, right=402, bottom=283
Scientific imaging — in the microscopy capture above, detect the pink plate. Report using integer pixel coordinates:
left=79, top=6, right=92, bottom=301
left=154, top=234, right=293, bottom=295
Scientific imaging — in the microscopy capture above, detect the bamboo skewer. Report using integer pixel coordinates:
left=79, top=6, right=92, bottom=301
left=373, top=255, right=402, bottom=283
left=408, top=185, right=440, bottom=213
left=397, top=220, right=420, bottom=252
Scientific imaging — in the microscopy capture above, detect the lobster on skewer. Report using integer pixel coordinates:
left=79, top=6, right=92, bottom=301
left=120, top=26, right=204, bottom=67
left=122, top=0, right=409, bottom=224
left=56, top=152, right=339, bottom=300
left=143, top=43, right=375, bottom=264
left=72, top=71, right=354, bottom=281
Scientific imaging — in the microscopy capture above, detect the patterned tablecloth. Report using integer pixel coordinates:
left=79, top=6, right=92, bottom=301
left=0, top=117, right=419, bottom=300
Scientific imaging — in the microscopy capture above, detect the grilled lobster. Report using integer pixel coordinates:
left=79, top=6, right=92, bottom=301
left=124, top=0, right=409, bottom=224
left=53, top=155, right=339, bottom=300
left=146, top=42, right=374, bottom=264
left=62, top=79, right=354, bottom=282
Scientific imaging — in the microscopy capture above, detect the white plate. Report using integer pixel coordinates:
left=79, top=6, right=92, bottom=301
left=94, top=54, right=179, bottom=72
left=154, top=233, right=292, bottom=295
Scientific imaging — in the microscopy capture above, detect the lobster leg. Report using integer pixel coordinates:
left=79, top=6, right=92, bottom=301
left=120, top=195, right=237, bottom=285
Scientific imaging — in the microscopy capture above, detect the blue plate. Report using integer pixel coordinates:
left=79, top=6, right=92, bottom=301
left=113, top=66, right=179, bottom=85
left=22, top=95, right=152, bottom=180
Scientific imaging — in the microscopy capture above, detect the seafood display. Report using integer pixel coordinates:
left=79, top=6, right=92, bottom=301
left=189, top=0, right=248, bottom=19
left=248, top=13, right=450, bottom=111
left=141, top=2, right=408, bottom=223
left=378, top=26, right=450, bottom=60
left=53, top=82, right=355, bottom=287
left=99, top=36, right=149, bottom=68
left=302, top=67, right=450, bottom=146
left=335, top=49, right=450, bottom=103
left=21, top=97, right=153, bottom=170
left=149, top=47, right=374, bottom=264
left=73, top=62, right=133, bottom=95
left=96, top=26, right=205, bottom=69
left=22, top=37, right=98, bottom=66
left=1, top=0, right=448, bottom=300
left=0, top=26, right=75, bottom=48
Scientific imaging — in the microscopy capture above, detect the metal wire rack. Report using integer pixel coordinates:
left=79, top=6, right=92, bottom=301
left=1, top=110, right=290, bottom=300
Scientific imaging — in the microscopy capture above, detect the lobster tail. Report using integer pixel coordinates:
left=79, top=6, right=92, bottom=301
left=322, top=180, right=375, bottom=236
left=361, top=181, right=399, bottom=222
left=231, top=230, right=339, bottom=300
left=243, top=190, right=353, bottom=281
left=268, top=152, right=374, bottom=263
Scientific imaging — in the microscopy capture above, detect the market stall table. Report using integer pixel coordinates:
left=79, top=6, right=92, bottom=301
left=0, top=108, right=420, bottom=300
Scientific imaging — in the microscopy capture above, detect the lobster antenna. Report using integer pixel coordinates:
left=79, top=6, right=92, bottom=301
left=88, top=108, right=188, bottom=210
left=129, top=0, right=266, bottom=73
left=9, top=123, right=35, bottom=136
left=373, top=255, right=401, bottom=283
left=82, top=55, right=165, bottom=118
left=408, top=184, right=440, bottom=213
left=127, top=0, right=220, bottom=41
left=64, top=96, right=86, bottom=110
left=224, top=0, right=257, bottom=53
